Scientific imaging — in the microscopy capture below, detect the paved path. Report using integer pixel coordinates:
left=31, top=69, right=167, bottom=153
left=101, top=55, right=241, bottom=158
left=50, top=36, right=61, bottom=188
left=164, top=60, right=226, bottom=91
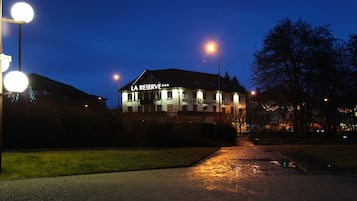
left=1, top=138, right=357, bottom=201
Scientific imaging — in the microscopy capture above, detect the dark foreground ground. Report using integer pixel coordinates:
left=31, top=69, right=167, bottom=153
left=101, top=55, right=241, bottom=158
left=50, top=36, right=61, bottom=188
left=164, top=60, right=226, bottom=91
left=0, top=137, right=356, bottom=201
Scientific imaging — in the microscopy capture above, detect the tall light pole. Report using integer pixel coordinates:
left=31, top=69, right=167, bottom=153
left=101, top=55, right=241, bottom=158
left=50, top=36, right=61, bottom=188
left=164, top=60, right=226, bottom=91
left=5, top=2, right=34, bottom=71
left=248, top=90, right=256, bottom=133
left=0, top=0, right=34, bottom=173
left=11, top=2, right=34, bottom=71
left=205, top=42, right=221, bottom=120
left=0, top=0, right=6, bottom=174
left=113, top=74, right=120, bottom=111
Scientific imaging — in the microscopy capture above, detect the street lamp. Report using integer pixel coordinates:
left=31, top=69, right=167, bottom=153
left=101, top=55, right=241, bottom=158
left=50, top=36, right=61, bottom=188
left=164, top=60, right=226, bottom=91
left=4, top=71, right=29, bottom=92
left=0, top=0, right=34, bottom=173
left=11, top=2, right=34, bottom=23
left=113, top=74, right=120, bottom=111
left=205, top=42, right=221, bottom=120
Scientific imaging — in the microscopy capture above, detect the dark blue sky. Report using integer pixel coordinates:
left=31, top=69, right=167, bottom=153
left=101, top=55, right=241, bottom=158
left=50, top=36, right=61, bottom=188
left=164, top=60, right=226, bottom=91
left=2, top=0, right=357, bottom=108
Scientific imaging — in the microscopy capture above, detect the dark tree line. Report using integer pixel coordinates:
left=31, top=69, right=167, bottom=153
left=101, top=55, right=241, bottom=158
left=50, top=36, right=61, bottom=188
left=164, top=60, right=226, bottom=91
left=252, top=18, right=357, bottom=135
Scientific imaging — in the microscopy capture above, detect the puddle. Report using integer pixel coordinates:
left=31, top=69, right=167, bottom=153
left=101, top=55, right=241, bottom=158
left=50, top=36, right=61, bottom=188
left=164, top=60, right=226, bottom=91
left=270, top=160, right=297, bottom=168
left=237, top=158, right=297, bottom=168
left=237, top=158, right=274, bottom=162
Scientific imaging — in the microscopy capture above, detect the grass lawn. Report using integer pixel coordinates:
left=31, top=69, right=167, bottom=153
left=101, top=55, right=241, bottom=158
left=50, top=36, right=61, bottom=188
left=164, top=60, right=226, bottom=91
left=0, top=147, right=218, bottom=180
left=278, top=145, right=357, bottom=175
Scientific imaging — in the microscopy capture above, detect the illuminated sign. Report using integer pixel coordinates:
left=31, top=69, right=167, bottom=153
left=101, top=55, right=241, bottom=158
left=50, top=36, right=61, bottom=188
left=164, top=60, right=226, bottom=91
left=131, top=83, right=169, bottom=91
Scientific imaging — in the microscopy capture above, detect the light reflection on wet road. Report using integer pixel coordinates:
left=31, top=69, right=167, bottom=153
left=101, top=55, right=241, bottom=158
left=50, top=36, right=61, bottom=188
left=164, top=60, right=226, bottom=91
left=186, top=142, right=299, bottom=192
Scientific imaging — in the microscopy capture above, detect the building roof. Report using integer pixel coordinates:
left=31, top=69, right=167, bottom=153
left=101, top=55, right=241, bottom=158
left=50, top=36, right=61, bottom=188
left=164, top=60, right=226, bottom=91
left=28, top=73, right=93, bottom=99
left=26, top=73, right=107, bottom=106
left=121, top=68, right=246, bottom=93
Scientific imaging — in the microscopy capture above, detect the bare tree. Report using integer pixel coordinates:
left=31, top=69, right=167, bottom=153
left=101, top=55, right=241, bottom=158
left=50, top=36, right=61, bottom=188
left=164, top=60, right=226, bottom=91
left=252, top=18, right=337, bottom=135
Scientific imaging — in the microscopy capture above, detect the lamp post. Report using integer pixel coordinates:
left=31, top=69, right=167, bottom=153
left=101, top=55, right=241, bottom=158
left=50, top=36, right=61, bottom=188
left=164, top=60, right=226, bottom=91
left=0, top=0, right=34, bottom=173
left=11, top=2, right=34, bottom=71
left=113, top=74, right=120, bottom=111
left=248, top=90, right=256, bottom=133
left=205, top=42, right=221, bottom=120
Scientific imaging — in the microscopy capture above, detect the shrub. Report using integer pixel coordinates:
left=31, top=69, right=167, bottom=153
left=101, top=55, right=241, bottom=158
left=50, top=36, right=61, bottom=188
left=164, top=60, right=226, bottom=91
left=3, top=102, right=236, bottom=148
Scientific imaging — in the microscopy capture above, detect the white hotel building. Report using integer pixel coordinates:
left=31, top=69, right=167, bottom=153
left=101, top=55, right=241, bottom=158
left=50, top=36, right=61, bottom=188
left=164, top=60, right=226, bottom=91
left=120, top=68, right=247, bottom=119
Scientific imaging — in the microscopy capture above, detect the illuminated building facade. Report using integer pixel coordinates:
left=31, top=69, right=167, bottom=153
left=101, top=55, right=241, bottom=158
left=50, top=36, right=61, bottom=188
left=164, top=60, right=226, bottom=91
left=120, top=68, right=247, bottom=119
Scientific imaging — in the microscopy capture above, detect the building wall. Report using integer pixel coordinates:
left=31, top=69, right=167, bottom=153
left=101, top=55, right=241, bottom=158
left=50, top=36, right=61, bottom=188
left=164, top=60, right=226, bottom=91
left=121, top=87, right=246, bottom=116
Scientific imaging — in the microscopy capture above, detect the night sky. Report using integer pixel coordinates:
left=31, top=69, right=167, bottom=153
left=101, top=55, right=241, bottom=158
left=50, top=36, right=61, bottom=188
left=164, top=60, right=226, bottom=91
left=2, top=0, right=357, bottom=108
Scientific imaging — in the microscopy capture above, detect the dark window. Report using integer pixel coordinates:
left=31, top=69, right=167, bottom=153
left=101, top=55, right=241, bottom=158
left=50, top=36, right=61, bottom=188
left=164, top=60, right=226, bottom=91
left=167, top=91, right=173, bottom=99
left=240, top=96, right=245, bottom=103
left=128, top=106, right=133, bottom=112
left=128, top=93, right=133, bottom=102
left=182, top=105, right=188, bottom=111
left=144, top=92, right=151, bottom=100
left=167, top=104, right=174, bottom=111
left=155, top=92, right=161, bottom=100
left=212, top=93, right=216, bottom=100
left=144, top=105, right=150, bottom=112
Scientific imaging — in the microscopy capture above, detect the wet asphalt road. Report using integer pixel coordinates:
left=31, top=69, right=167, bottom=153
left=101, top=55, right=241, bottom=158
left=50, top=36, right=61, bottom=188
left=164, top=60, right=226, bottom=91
left=1, top=138, right=357, bottom=201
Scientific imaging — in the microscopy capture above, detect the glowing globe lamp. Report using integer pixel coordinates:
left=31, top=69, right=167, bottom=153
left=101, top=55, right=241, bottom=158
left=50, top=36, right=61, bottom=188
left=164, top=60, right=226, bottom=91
left=4, top=71, right=29, bottom=92
left=11, top=2, right=34, bottom=23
